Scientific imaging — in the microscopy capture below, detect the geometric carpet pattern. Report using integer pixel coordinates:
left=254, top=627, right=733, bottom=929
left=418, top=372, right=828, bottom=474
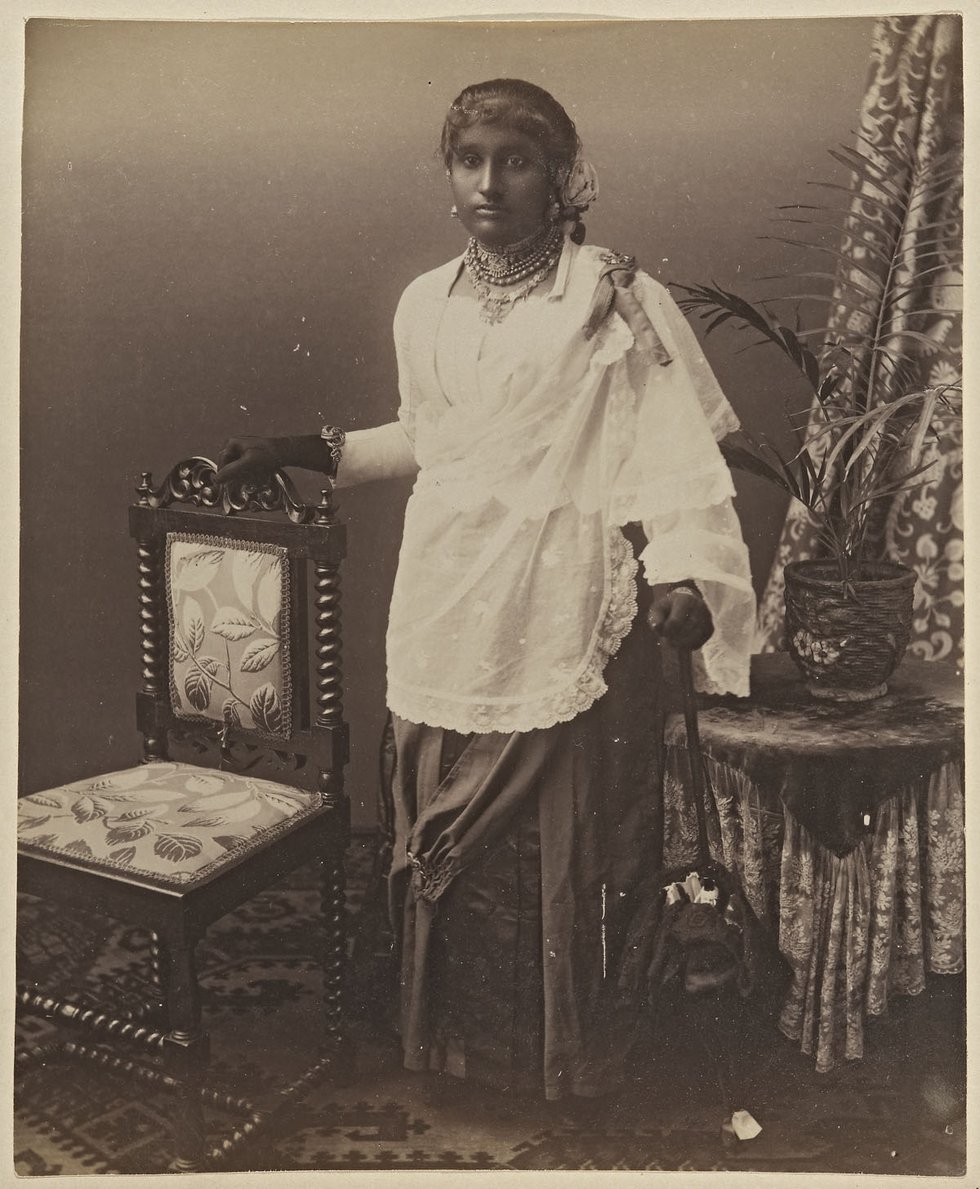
left=15, top=834, right=967, bottom=1175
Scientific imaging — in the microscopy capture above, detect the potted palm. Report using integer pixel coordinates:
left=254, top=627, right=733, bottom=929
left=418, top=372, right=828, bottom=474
left=673, top=132, right=962, bottom=701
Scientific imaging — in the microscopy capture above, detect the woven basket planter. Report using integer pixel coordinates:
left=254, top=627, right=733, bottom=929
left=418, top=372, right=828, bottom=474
left=783, top=560, right=916, bottom=701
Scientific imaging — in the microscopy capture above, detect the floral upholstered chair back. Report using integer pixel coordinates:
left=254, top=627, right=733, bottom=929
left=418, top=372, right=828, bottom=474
left=167, top=533, right=293, bottom=739
left=17, top=460, right=346, bottom=892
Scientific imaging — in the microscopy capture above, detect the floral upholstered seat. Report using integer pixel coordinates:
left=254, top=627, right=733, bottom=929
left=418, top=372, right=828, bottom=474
left=17, top=762, right=321, bottom=890
left=17, top=456, right=350, bottom=1172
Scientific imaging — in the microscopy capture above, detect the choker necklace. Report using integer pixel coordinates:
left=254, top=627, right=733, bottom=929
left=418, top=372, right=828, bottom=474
left=464, top=224, right=564, bottom=323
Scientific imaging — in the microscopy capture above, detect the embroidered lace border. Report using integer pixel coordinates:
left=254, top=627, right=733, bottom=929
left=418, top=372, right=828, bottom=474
left=386, top=528, right=639, bottom=735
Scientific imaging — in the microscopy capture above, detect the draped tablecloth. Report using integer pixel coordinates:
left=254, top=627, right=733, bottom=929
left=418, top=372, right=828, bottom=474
left=663, top=652, right=964, bottom=1072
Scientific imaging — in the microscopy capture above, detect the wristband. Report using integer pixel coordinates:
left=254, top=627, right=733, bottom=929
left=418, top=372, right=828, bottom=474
left=320, top=426, right=347, bottom=479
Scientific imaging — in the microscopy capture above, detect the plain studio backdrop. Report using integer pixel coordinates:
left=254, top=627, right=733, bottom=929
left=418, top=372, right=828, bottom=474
left=20, top=18, right=876, bottom=824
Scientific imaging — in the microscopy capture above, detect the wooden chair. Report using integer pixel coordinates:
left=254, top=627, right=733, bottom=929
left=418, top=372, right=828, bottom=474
left=16, top=457, right=350, bottom=1172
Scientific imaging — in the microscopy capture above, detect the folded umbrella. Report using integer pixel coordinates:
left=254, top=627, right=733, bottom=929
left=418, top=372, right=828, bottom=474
left=615, top=647, right=791, bottom=1140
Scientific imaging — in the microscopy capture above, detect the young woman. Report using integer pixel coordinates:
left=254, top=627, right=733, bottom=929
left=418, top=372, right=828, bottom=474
left=218, top=79, right=755, bottom=1103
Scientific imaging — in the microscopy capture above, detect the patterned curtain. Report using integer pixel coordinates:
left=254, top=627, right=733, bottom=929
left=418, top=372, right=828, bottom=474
left=756, top=17, right=964, bottom=665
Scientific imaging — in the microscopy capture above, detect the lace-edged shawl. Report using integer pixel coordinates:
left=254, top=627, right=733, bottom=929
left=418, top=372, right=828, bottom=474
left=385, top=240, right=754, bottom=733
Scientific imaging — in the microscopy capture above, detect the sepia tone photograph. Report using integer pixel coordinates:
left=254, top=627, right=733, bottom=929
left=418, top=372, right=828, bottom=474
left=12, top=8, right=966, bottom=1179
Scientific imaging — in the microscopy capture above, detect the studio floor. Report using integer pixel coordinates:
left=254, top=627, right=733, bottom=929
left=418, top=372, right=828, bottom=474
left=14, top=834, right=967, bottom=1176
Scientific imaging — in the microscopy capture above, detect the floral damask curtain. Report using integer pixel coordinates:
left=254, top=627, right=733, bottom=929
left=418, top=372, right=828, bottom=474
left=757, top=16, right=964, bottom=664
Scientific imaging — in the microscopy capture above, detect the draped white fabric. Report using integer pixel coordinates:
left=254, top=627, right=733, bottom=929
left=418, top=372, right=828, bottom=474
left=663, top=750, right=964, bottom=1072
left=383, top=238, right=755, bottom=734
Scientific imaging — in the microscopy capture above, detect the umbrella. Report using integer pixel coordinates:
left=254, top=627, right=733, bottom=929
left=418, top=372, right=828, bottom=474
left=616, top=647, right=791, bottom=1140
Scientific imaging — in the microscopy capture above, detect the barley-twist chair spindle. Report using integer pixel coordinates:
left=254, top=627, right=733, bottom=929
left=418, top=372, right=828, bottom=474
left=17, top=458, right=351, bottom=1171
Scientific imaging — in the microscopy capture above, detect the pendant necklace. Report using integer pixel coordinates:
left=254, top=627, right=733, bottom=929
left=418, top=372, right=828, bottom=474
left=464, top=224, right=564, bottom=324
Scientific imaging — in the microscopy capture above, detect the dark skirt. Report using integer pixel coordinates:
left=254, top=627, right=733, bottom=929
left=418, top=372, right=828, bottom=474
left=387, top=603, right=666, bottom=1100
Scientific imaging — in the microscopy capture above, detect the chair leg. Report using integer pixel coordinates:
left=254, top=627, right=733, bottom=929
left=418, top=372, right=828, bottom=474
left=148, top=930, right=169, bottom=1025
left=320, top=851, right=347, bottom=1055
left=162, top=930, right=209, bottom=1172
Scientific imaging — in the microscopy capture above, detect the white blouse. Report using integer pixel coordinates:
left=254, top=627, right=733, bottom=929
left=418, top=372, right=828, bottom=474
left=341, top=237, right=756, bottom=734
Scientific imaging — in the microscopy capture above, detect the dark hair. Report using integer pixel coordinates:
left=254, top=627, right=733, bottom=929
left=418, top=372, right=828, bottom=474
left=440, top=78, right=581, bottom=182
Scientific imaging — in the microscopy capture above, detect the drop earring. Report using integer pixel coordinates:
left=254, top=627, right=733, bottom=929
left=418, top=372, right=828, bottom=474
left=450, top=205, right=459, bottom=219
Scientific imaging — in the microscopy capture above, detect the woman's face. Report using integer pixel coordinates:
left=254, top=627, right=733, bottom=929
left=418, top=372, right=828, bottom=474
left=448, top=122, right=554, bottom=249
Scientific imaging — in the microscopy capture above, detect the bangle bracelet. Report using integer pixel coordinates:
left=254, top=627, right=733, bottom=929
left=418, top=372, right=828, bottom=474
left=320, top=426, right=346, bottom=478
left=668, top=581, right=702, bottom=600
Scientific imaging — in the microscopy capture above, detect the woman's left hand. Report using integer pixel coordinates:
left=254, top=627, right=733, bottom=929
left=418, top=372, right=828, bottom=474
left=647, top=587, right=714, bottom=650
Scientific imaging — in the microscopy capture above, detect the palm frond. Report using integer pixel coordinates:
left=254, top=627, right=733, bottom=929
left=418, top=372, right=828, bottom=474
left=675, top=134, right=961, bottom=572
left=670, top=283, right=822, bottom=389
left=846, top=459, right=942, bottom=511
left=872, top=330, right=945, bottom=351
left=906, top=391, right=939, bottom=467
left=775, top=201, right=904, bottom=232
left=753, top=269, right=845, bottom=286
left=879, top=271, right=963, bottom=306
left=906, top=162, right=966, bottom=195
left=816, top=388, right=951, bottom=478
left=803, top=182, right=908, bottom=225
left=718, top=441, right=801, bottom=497
left=759, top=233, right=895, bottom=275
left=731, top=338, right=776, bottom=356
left=764, top=283, right=880, bottom=313
left=887, top=231, right=963, bottom=255
left=755, top=293, right=875, bottom=316
left=816, top=368, right=844, bottom=406
left=827, top=150, right=909, bottom=204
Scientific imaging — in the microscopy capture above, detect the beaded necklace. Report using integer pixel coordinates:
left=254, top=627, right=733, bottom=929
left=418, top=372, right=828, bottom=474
left=464, top=223, right=564, bottom=324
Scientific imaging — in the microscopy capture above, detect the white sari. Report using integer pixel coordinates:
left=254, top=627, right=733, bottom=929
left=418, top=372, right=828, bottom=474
left=384, top=237, right=755, bottom=735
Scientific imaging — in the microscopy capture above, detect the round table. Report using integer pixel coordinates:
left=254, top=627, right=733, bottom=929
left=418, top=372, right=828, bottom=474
left=663, top=653, right=964, bottom=1072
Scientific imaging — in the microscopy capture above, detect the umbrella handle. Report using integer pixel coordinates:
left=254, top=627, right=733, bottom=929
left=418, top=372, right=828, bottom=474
left=677, top=647, right=712, bottom=868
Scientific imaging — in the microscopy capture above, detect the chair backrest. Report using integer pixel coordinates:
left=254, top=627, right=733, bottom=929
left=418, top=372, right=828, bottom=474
left=128, top=457, right=347, bottom=807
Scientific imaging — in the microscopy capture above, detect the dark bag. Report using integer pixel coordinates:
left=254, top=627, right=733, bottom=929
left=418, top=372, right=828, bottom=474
left=617, top=651, right=790, bottom=1013
left=617, top=858, right=790, bottom=1013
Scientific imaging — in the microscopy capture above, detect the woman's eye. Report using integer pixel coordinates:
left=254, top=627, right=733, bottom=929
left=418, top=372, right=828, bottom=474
left=506, top=156, right=527, bottom=168
left=461, top=155, right=481, bottom=168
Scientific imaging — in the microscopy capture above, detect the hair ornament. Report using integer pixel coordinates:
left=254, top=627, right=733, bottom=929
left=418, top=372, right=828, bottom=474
left=559, top=158, right=599, bottom=214
left=556, top=158, right=598, bottom=244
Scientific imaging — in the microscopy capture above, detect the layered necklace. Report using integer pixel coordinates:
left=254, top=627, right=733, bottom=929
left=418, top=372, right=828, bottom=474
left=464, top=223, right=564, bottom=324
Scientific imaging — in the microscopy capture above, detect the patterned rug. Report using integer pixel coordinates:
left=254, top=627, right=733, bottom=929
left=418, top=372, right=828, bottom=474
left=15, top=833, right=966, bottom=1175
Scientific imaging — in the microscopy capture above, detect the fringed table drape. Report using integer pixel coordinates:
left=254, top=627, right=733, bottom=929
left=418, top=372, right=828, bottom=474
left=663, top=653, right=963, bottom=1072
left=757, top=15, right=963, bottom=661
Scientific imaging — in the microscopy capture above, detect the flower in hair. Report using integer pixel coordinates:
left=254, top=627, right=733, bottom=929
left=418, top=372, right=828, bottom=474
left=560, top=158, right=599, bottom=213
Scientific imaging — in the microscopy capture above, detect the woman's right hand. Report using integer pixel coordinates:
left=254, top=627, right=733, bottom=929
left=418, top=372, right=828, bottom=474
left=216, top=434, right=333, bottom=483
left=215, top=436, right=283, bottom=484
